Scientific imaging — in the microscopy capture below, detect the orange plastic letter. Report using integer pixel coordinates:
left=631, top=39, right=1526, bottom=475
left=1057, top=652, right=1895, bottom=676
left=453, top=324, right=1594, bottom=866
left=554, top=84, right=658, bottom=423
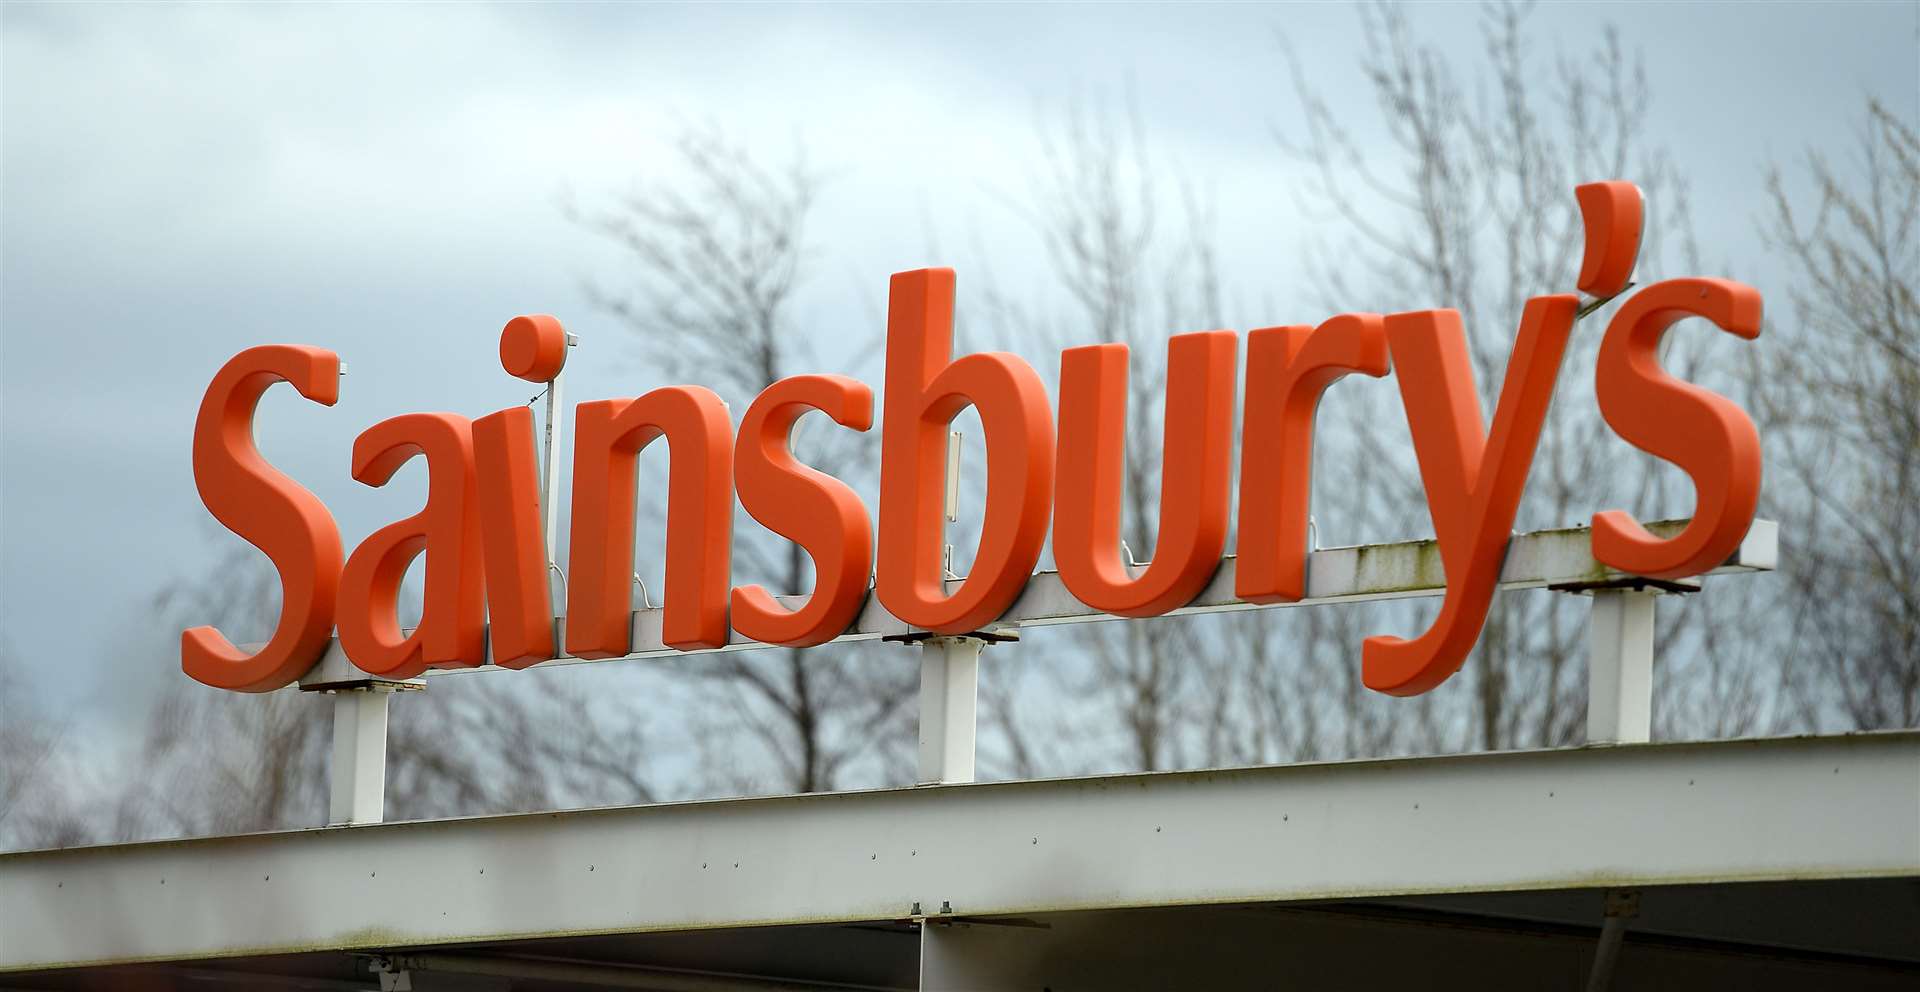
left=1575, top=181, right=1643, bottom=299
left=731, top=374, right=875, bottom=646
left=498, top=314, right=570, bottom=383
left=1055, top=331, right=1238, bottom=617
left=336, top=413, right=487, bottom=679
left=566, top=386, right=734, bottom=656
left=1592, top=279, right=1763, bottom=579
left=183, top=345, right=344, bottom=692
left=1235, top=314, right=1390, bottom=603
left=1363, top=297, right=1579, bottom=695
left=473, top=406, right=555, bottom=668
left=876, top=268, right=1055, bottom=634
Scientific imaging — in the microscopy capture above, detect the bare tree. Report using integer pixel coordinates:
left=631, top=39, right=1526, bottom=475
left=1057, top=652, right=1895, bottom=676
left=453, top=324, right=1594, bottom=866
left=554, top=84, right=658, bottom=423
left=1277, top=0, right=1778, bottom=752
left=980, top=6, right=1587, bottom=774
left=0, top=647, right=82, bottom=849
left=984, top=2, right=1800, bottom=775
left=0, top=523, right=685, bottom=851
left=386, top=669, right=661, bottom=818
left=9, top=126, right=918, bottom=849
left=964, top=93, right=1258, bottom=777
left=131, top=680, right=331, bottom=838
left=574, top=124, right=917, bottom=793
left=1761, top=99, right=1920, bottom=730
left=0, top=544, right=330, bottom=850
left=121, top=544, right=331, bottom=838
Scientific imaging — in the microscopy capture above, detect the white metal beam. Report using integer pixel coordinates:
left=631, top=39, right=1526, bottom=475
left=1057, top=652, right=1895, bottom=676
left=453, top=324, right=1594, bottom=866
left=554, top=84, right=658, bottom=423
left=327, top=689, right=391, bottom=825
left=4, top=729, right=1911, bottom=973
left=917, top=900, right=1920, bottom=992
left=916, top=637, right=984, bottom=785
left=297, top=518, right=1778, bottom=687
left=1586, top=590, right=1656, bottom=744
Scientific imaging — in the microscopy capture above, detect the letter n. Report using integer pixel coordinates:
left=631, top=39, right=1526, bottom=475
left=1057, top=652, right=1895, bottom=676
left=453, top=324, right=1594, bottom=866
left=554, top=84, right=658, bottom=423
left=566, top=387, right=733, bottom=656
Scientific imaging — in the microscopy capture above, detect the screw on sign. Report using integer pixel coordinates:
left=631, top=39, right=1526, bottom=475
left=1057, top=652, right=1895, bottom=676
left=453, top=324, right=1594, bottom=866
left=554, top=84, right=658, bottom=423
left=181, top=181, right=1763, bottom=697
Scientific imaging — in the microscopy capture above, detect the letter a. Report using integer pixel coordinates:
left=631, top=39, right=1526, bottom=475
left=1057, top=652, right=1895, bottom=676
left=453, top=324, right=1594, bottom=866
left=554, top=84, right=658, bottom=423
left=336, top=413, right=488, bottom=679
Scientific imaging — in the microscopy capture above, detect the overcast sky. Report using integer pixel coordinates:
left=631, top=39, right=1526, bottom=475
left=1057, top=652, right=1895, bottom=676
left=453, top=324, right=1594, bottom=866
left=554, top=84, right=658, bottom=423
left=3, top=1, right=1915, bottom=735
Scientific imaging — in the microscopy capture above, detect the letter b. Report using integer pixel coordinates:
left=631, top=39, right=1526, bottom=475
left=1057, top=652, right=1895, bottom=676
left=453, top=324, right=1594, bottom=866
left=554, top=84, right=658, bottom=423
left=876, top=269, right=1055, bottom=634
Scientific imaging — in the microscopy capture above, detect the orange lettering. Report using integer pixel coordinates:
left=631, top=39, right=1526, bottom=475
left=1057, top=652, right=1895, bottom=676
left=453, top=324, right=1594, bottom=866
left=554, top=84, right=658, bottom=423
left=1363, top=298, right=1579, bottom=695
left=1055, top=331, right=1238, bottom=617
left=566, top=388, right=734, bottom=656
left=335, top=413, right=487, bottom=679
left=498, top=314, right=569, bottom=383
left=1592, top=278, right=1763, bottom=578
left=177, top=181, right=1764, bottom=703
left=876, top=269, right=1055, bottom=634
left=731, top=374, right=875, bottom=646
left=1575, top=181, right=1644, bottom=299
left=472, top=406, right=555, bottom=668
left=1235, top=314, right=1390, bottom=603
left=182, top=346, right=344, bottom=692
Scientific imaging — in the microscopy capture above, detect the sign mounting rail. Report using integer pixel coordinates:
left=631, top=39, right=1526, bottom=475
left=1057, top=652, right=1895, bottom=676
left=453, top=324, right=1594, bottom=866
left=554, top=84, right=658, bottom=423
left=296, top=517, right=1777, bottom=688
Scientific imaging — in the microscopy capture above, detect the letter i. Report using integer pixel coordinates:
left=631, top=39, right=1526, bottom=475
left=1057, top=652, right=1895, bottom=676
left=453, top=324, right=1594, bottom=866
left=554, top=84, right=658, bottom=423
left=472, top=315, right=572, bottom=668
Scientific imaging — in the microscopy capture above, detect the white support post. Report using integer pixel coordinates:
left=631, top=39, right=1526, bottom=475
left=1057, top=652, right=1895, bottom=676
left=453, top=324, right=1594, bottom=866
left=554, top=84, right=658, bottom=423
left=540, top=363, right=566, bottom=562
left=540, top=340, right=573, bottom=605
left=1586, top=588, right=1656, bottom=744
left=918, top=637, right=982, bottom=785
left=329, top=688, right=392, bottom=825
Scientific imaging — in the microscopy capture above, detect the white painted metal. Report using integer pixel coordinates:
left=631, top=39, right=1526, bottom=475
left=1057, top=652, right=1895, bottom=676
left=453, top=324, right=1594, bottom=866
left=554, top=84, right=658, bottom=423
left=327, top=689, right=390, bottom=825
left=295, top=519, right=1779, bottom=687
left=921, top=921, right=1053, bottom=992
left=1584, top=889, right=1640, bottom=992
left=6, top=731, right=1913, bottom=972
left=385, top=952, right=873, bottom=991
left=284, top=519, right=1772, bottom=835
left=916, top=900, right=1914, bottom=992
left=540, top=338, right=574, bottom=572
left=917, top=637, right=982, bottom=785
left=942, top=430, right=961, bottom=578
left=1586, top=589, right=1657, bottom=744
left=943, top=430, right=961, bottom=524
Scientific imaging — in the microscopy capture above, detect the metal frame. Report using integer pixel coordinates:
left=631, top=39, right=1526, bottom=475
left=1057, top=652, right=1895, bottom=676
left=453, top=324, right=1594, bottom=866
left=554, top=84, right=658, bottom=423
left=1586, top=589, right=1656, bottom=744
left=326, top=688, right=391, bottom=826
left=293, top=518, right=1777, bottom=816
left=5, top=730, right=1913, bottom=973
left=909, top=634, right=1005, bottom=786
left=296, top=519, right=1777, bottom=687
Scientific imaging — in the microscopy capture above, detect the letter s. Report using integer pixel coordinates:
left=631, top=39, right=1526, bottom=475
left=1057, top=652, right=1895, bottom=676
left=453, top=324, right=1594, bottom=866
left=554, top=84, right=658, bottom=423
left=731, top=374, right=875, bottom=647
left=182, top=346, right=344, bottom=692
left=1592, top=278, right=1764, bottom=579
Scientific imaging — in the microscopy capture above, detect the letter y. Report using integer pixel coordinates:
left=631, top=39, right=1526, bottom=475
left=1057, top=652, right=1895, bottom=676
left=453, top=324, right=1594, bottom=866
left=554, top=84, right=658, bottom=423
left=1362, top=296, right=1579, bottom=695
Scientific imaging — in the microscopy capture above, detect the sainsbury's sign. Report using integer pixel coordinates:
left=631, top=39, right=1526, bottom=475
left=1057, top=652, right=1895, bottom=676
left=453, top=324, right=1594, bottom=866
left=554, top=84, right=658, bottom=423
left=183, top=181, right=1762, bottom=697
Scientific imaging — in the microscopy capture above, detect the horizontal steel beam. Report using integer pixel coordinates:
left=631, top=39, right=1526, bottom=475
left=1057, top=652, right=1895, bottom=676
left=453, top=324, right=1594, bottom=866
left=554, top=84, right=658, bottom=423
left=2, top=728, right=1909, bottom=972
left=298, top=518, right=1778, bottom=687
